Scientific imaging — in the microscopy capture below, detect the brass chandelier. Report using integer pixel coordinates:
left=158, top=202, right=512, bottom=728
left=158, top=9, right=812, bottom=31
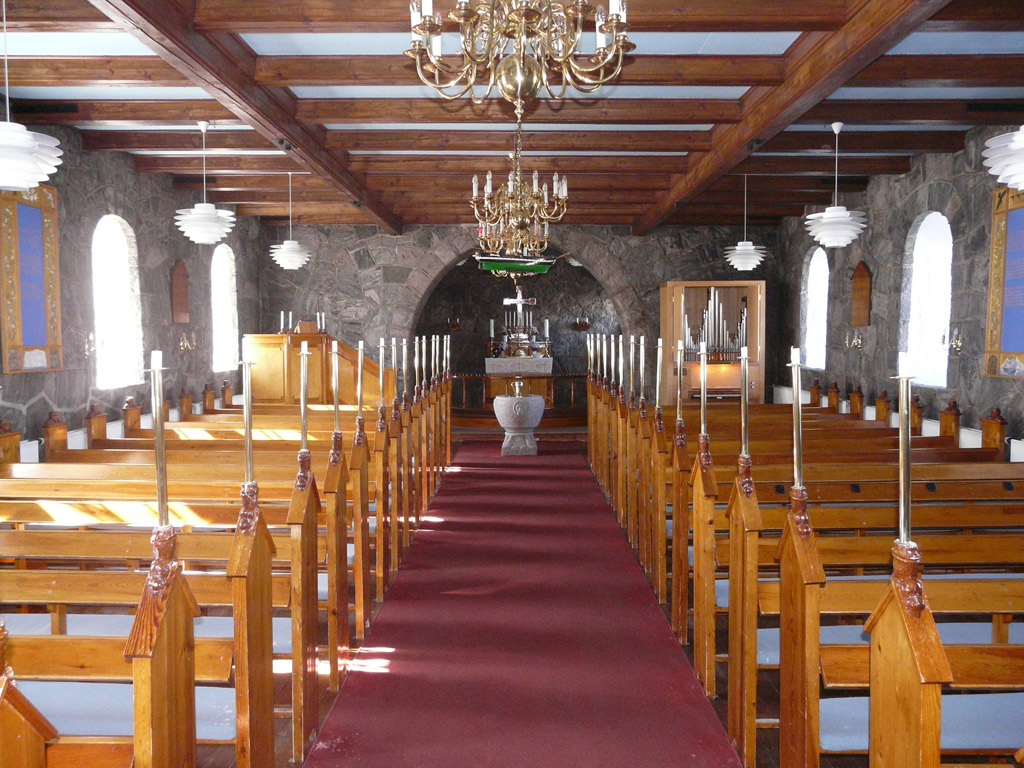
left=406, top=0, right=634, bottom=105
left=471, top=111, right=568, bottom=259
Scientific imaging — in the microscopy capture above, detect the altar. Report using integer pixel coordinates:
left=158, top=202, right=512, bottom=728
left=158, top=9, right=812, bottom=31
left=484, top=357, right=554, bottom=406
left=483, top=284, right=555, bottom=406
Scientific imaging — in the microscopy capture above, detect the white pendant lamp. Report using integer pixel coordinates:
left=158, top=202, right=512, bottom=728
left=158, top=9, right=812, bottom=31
left=983, top=125, right=1024, bottom=190
left=724, top=174, right=768, bottom=271
left=0, top=0, right=62, bottom=192
left=270, top=172, right=311, bottom=269
left=174, top=121, right=236, bottom=244
left=804, top=122, right=866, bottom=249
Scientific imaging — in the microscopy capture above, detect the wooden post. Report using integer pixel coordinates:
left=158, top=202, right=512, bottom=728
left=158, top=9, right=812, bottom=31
left=221, top=379, right=234, bottom=408
left=651, top=420, right=672, bottom=604
left=980, top=407, right=1008, bottom=454
left=690, top=435, right=720, bottom=698
left=0, top=631, right=57, bottom=768
left=637, top=405, right=653, bottom=574
left=826, top=381, right=840, bottom=411
left=201, top=384, right=216, bottom=413
left=227, top=483, right=276, bottom=768
left=910, top=394, right=923, bottom=436
left=939, top=399, right=961, bottom=445
left=727, top=462, right=763, bottom=768
left=124, top=528, right=200, bottom=768
left=776, top=489, right=826, bottom=768
left=874, top=389, right=891, bottom=424
left=626, top=399, right=640, bottom=547
left=40, top=412, right=67, bottom=462
left=400, top=399, right=416, bottom=549
left=388, top=399, right=404, bottom=580
left=286, top=451, right=320, bottom=763
left=808, top=379, right=821, bottom=406
left=349, top=437, right=372, bottom=639
left=323, top=431, right=351, bottom=691
left=864, top=542, right=951, bottom=768
left=372, top=420, right=392, bottom=602
left=848, top=385, right=864, bottom=418
left=161, top=399, right=170, bottom=424
left=178, top=388, right=194, bottom=418
left=123, top=396, right=142, bottom=433
left=84, top=404, right=106, bottom=447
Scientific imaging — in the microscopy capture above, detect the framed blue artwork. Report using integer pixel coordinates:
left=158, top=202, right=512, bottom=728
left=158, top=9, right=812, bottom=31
left=0, top=185, right=62, bottom=373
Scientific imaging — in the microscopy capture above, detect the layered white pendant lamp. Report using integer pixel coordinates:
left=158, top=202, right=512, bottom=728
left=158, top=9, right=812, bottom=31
left=269, top=172, right=311, bottom=269
left=0, top=0, right=63, bottom=191
left=983, top=125, right=1024, bottom=190
left=724, top=174, right=768, bottom=271
left=804, top=122, right=867, bottom=249
left=174, top=120, right=236, bottom=244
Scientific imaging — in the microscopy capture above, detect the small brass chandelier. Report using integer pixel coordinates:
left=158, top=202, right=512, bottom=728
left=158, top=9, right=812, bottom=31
left=406, top=0, right=634, bottom=105
left=471, top=110, right=567, bottom=258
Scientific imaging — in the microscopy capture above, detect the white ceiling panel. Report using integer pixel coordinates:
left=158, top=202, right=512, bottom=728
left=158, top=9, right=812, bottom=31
left=326, top=122, right=715, bottom=131
left=4, top=32, right=157, bottom=57
left=785, top=124, right=975, bottom=131
left=290, top=84, right=749, bottom=99
left=830, top=86, right=1024, bottom=100
left=348, top=150, right=689, bottom=156
left=890, top=32, right=1024, bottom=55
left=8, top=86, right=213, bottom=100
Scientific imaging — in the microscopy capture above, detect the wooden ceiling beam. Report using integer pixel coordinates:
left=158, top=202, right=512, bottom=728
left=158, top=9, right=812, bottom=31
left=800, top=99, right=1024, bottom=125
left=364, top=174, right=674, bottom=191
left=7, top=57, right=191, bottom=87
left=83, top=129, right=275, bottom=152
left=756, top=129, right=965, bottom=153
left=85, top=0, right=402, bottom=233
left=4, top=0, right=117, bottom=30
left=254, top=54, right=786, bottom=88
left=709, top=174, right=869, bottom=192
left=736, top=155, right=911, bottom=175
left=633, top=0, right=960, bottom=234
left=919, top=0, right=1024, bottom=31
left=192, top=0, right=848, bottom=33
left=296, top=98, right=743, bottom=126
left=851, top=55, right=1024, bottom=88
left=11, top=99, right=242, bottom=126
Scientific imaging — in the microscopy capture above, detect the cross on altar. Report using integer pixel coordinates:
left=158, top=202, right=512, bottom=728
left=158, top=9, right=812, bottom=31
left=502, top=285, right=536, bottom=325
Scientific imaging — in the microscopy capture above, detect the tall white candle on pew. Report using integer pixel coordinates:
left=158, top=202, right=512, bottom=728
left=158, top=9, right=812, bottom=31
left=446, top=334, right=451, bottom=374
left=654, top=338, right=662, bottom=409
left=332, top=340, right=340, bottom=432
left=391, top=338, right=398, bottom=403
left=628, top=335, right=636, bottom=395
left=639, top=336, right=646, bottom=398
left=299, top=340, right=310, bottom=450
left=699, top=340, right=708, bottom=436
left=379, top=337, right=386, bottom=407
left=897, top=351, right=914, bottom=543
left=740, top=346, right=749, bottom=459
left=356, top=340, right=364, bottom=416
left=402, top=338, right=409, bottom=401
left=414, top=336, right=421, bottom=394
left=149, top=350, right=168, bottom=527
left=675, top=340, right=683, bottom=425
left=790, top=346, right=803, bottom=488
left=241, top=357, right=254, bottom=483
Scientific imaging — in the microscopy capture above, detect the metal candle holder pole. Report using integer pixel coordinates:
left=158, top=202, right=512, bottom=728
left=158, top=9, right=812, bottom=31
left=331, top=340, right=340, bottom=433
left=699, top=341, right=708, bottom=437
left=241, top=359, right=254, bottom=483
left=654, top=338, right=662, bottom=410
left=618, top=335, right=625, bottom=395
left=299, top=340, right=310, bottom=451
left=675, top=340, right=683, bottom=424
left=148, top=350, right=169, bottom=528
left=629, top=334, right=636, bottom=399
left=897, top=355, right=914, bottom=544
left=740, top=345, right=750, bottom=458
left=789, top=346, right=803, bottom=488
left=639, top=336, right=646, bottom=401
left=391, top=337, right=399, bottom=403
left=402, top=338, right=409, bottom=405
left=378, top=337, right=386, bottom=408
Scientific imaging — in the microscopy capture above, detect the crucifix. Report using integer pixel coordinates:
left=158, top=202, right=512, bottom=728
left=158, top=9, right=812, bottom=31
left=502, top=284, right=536, bottom=330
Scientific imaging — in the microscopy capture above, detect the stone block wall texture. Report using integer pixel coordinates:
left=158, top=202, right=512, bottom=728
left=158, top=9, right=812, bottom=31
left=773, top=125, right=1024, bottom=440
left=261, top=221, right=779, bottom=397
left=0, top=126, right=263, bottom=439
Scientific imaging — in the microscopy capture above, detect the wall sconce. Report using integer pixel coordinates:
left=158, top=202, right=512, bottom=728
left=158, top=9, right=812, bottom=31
left=571, top=316, right=590, bottom=332
left=447, top=317, right=461, bottom=333
left=844, top=329, right=864, bottom=350
left=179, top=332, right=196, bottom=351
left=946, top=327, right=963, bottom=356
left=84, top=331, right=95, bottom=359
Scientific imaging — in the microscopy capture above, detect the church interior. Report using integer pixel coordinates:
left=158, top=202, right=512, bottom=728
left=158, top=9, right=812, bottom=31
left=1, top=1, right=1024, bottom=767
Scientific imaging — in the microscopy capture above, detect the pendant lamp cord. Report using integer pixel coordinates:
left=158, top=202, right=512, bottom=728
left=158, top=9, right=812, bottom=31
left=288, top=172, right=294, bottom=241
left=201, top=122, right=208, bottom=204
left=743, top=174, right=748, bottom=242
left=3, top=0, right=10, bottom=123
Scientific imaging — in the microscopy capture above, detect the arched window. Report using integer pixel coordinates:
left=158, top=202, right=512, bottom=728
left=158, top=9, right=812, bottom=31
left=211, top=244, right=239, bottom=372
left=802, top=247, right=829, bottom=370
left=900, top=212, right=953, bottom=387
left=92, top=215, right=144, bottom=389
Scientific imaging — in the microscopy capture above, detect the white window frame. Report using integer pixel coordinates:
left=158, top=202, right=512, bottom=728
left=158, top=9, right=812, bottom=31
left=900, top=211, right=953, bottom=387
left=210, top=244, right=240, bottom=373
left=92, top=215, right=144, bottom=390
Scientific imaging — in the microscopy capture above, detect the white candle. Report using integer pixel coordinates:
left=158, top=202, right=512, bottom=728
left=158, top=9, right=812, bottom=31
left=544, top=318, right=549, bottom=338
left=699, top=341, right=706, bottom=354
left=899, top=351, right=911, bottom=377
left=279, top=310, right=284, bottom=329
left=533, top=170, right=539, bottom=193
left=151, top=350, right=162, bottom=370
left=301, top=340, right=307, bottom=355
left=561, top=177, right=567, bottom=198
left=472, top=175, right=478, bottom=197
left=288, top=311, right=293, bottom=330
left=485, top=170, right=492, bottom=196
left=490, top=319, right=495, bottom=338
left=790, top=346, right=800, bottom=366
left=595, top=6, right=606, bottom=48
left=639, top=336, right=645, bottom=394
left=741, top=345, right=748, bottom=359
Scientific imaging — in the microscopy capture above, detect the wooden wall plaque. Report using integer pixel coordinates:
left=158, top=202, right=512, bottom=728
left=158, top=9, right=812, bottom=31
left=984, top=187, right=1024, bottom=379
left=851, top=260, right=871, bottom=327
left=170, top=259, right=189, bottom=324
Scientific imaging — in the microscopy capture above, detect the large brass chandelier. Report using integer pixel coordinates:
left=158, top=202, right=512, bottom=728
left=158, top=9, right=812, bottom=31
left=406, top=0, right=633, bottom=105
left=471, top=112, right=568, bottom=258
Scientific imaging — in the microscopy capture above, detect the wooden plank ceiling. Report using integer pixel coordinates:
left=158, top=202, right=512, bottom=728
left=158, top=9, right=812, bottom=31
left=6, top=0, right=1024, bottom=233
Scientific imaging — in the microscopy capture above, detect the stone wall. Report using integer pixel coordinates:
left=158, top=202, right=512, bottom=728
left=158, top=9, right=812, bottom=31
left=773, top=125, right=1024, bottom=439
left=262, top=221, right=779, bottom=393
left=0, top=126, right=263, bottom=439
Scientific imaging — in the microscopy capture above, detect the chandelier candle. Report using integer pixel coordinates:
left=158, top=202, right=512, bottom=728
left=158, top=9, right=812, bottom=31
left=242, top=358, right=254, bottom=484
left=897, top=352, right=914, bottom=544
left=740, top=346, right=749, bottom=458
left=299, top=340, right=310, bottom=451
left=149, top=350, right=168, bottom=528
left=790, top=346, right=803, bottom=488
left=332, top=340, right=340, bottom=433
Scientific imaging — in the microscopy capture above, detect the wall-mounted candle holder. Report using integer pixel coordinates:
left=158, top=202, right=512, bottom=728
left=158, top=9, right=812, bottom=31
left=844, top=329, right=864, bottom=350
left=947, top=327, right=963, bottom=356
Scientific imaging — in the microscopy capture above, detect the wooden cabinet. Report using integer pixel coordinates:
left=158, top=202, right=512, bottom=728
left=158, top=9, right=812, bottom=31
left=242, top=334, right=395, bottom=405
left=658, top=280, right=766, bottom=406
left=485, top=375, right=554, bottom=407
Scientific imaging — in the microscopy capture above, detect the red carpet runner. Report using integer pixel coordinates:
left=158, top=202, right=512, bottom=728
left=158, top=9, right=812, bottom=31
left=306, top=441, right=741, bottom=768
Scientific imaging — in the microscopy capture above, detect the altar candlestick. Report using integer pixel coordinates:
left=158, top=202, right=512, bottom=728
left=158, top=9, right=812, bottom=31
left=149, top=350, right=168, bottom=527
left=490, top=319, right=495, bottom=339
left=299, top=340, right=310, bottom=450
left=654, top=338, right=662, bottom=409
left=789, top=346, right=803, bottom=488
left=740, top=346, right=749, bottom=458
left=699, top=341, right=707, bottom=436
left=332, top=340, right=340, bottom=432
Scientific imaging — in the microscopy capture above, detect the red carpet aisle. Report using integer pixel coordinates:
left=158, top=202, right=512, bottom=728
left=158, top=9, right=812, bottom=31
left=306, top=441, right=741, bottom=768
